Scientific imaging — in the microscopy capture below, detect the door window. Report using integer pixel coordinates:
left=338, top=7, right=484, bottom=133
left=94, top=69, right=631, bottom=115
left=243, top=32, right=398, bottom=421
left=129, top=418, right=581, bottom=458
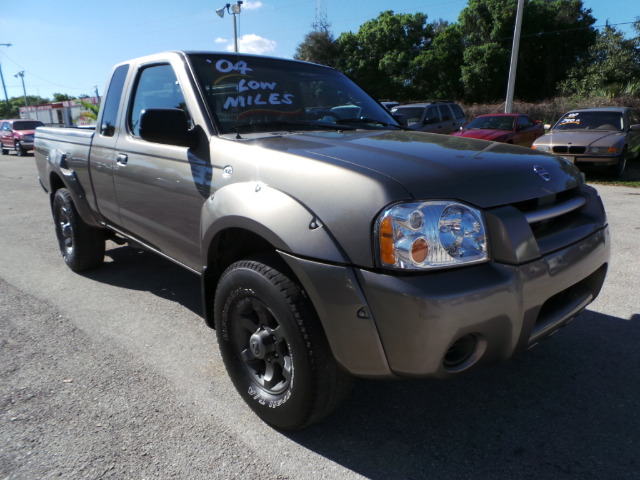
left=100, top=64, right=129, bottom=137
left=438, top=105, right=452, bottom=122
left=128, top=64, right=190, bottom=137
left=424, top=106, right=439, bottom=124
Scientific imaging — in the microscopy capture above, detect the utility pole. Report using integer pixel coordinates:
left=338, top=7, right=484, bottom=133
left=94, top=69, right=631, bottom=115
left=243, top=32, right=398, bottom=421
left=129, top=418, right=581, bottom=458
left=15, top=71, right=27, bottom=107
left=505, top=0, right=524, bottom=113
left=0, top=43, right=12, bottom=115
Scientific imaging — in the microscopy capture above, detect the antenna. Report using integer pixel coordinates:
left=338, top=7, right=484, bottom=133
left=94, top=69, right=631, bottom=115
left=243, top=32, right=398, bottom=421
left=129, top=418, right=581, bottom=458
left=312, top=0, right=330, bottom=32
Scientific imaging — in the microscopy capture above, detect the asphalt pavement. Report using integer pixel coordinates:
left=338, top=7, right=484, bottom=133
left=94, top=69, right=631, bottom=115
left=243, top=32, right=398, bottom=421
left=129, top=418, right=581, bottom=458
left=1, top=153, right=638, bottom=479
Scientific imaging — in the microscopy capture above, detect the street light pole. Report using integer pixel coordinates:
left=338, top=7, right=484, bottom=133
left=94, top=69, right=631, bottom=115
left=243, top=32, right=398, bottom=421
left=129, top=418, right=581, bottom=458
left=15, top=71, right=28, bottom=107
left=216, top=1, right=243, bottom=53
left=0, top=43, right=12, bottom=115
left=505, top=0, right=524, bottom=113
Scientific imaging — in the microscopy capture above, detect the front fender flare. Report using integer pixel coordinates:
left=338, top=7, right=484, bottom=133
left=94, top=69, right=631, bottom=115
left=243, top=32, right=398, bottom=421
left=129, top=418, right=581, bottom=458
left=201, top=182, right=349, bottom=267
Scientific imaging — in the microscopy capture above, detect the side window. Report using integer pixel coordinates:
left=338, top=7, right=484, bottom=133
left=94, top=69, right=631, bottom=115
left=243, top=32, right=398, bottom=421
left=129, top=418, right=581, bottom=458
left=438, top=105, right=452, bottom=122
left=128, top=64, right=190, bottom=137
left=1, top=122, right=9, bottom=131
left=518, top=116, right=532, bottom=129
left=100, top=64, right=129, bottom=137
left=424, top=106, right=439, bottom=124
left=450, top=104, right=465, bottom=119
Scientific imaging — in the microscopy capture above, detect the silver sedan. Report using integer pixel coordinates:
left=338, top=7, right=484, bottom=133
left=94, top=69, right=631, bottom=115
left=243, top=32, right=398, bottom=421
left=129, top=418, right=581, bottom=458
left=532, top=107, right=640, bottom=177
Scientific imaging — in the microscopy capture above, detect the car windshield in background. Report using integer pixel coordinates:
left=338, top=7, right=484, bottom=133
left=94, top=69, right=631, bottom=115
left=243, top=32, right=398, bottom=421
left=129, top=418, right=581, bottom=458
left=187, top=54, right=397, bottom=134
left=465, top=116, right=515, bottom=131
left=553, top=111, right=623, bottom=131
left=13, top=121, right=44, bottom=130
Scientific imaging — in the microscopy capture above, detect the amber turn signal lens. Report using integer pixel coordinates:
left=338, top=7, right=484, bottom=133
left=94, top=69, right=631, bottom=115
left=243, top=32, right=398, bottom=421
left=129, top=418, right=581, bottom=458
left=380, top=215, right=396, bottom=265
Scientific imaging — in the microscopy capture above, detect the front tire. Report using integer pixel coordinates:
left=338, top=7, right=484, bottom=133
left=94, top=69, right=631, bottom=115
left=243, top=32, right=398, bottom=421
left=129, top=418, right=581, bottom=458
left=52, top=188, right=105, bottom=272
left=611, top=146, right=628, bottom=178
left=15, top=141, right=25, bottom=157
left=214, top=256, right=352, bottom=430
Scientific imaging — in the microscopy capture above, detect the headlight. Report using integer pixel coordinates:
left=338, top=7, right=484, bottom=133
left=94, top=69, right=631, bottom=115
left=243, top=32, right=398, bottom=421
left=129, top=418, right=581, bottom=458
left=588, top=145, right=617, bottom=154
left=377, top=201, right=488, bottom=270
left=531, top=144, right=551, bottom=152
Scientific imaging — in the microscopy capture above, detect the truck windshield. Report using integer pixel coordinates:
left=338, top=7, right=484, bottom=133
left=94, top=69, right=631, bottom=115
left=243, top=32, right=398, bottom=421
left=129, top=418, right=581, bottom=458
left=186, top=53, right=398, bottom=134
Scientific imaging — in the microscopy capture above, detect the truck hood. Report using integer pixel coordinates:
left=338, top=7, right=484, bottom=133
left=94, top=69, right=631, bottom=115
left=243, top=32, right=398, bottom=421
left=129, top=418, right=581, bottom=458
left=247, top=130, right=581, bottom=208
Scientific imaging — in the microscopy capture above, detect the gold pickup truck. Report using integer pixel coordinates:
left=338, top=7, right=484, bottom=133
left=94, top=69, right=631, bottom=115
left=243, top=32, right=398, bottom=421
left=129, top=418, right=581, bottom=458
left=35, top=51, right=610, bottom=430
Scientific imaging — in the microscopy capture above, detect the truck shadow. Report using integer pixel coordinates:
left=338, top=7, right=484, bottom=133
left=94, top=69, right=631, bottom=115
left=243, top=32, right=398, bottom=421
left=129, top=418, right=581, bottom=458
left=82, top=243, right=202, bottom=317
left=80, top=245, right=638, bottom=478
left=287, top=310, right=640, bottom=479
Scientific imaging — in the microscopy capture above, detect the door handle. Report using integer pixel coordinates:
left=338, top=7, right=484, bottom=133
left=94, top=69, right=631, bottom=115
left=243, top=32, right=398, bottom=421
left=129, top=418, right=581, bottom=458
left=116, top=153, right=128, bottom=166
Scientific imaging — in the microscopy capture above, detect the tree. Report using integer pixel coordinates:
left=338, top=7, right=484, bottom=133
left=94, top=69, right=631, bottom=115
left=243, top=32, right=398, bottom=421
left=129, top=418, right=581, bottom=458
left=335, top=11, right=433, bottom=100
left=411, top=23, right=465, bottom=100
left=77, top=99, right=100, bottom=123
left=457, top=0, right=597, bottom=102
left=294, top=30, right=339, bottom=67
left=559, top=23, right=640, bottom=97
left=53, top=93, right=76, bottom=102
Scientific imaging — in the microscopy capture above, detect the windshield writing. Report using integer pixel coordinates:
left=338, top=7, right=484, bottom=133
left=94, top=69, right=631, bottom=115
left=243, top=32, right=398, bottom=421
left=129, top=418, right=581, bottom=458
left=188, top=54, right=396, bottom=134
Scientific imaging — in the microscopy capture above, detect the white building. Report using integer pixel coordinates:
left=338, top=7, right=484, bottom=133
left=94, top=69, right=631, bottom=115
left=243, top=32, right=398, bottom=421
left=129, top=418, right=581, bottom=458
left=19, top=97, right=99, bottom=127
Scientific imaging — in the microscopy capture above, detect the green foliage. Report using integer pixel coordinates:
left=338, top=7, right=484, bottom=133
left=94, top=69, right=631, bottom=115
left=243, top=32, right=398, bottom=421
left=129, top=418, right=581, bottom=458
left=294, top=30, right=339, bottom=67
left=559, top=24, right=640, bottom=98
left=335, top=11, right=433, bottom=100
left=77, top=99, right=100, bottom=122
left=53, top=93, right=76, bottom=102
left=457, top=0, right=597, bottom=102
left=293, top=0, right=634, bottom=104
left=0, top=95, right=50, bottom=118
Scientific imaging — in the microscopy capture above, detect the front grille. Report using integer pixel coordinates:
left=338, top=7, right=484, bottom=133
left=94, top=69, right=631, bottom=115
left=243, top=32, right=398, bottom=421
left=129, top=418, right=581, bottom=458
left=509, top=187, right=593, bottom=255
left=552, top=145, right=586, bottom=154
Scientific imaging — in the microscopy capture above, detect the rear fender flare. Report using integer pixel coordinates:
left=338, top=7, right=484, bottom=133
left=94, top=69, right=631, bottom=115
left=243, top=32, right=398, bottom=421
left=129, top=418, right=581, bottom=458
left=47, top=149, right=102, bottom=229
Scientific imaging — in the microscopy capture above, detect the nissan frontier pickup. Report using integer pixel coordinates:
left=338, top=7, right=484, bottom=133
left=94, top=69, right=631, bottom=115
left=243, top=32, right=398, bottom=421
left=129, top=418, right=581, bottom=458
left=34, top=51, right=610, bottom=430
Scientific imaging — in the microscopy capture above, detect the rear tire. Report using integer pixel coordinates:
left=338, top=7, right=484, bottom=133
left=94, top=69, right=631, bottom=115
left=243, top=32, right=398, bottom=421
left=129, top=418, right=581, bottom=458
left=214, top=256, right=353, bottom=430
left=52, top=188, right=105, bottom=272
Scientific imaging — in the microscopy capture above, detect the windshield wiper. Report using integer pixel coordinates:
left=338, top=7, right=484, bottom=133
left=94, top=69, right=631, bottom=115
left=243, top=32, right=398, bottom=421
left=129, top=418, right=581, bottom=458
left=233, top=120, right=355, bottom=133
left=335, top=117, right=404, bottom=129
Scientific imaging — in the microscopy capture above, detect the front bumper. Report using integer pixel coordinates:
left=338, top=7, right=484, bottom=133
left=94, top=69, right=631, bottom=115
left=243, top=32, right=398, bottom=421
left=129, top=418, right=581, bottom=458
left=281, top=225, right=610, bottom=379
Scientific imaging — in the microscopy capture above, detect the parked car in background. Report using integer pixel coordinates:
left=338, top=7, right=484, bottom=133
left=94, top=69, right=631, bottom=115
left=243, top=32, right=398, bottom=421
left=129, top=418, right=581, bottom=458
left=532, top=107, right=640, bottom=177
left=379, top=100, right=399, bottom=110
left=390, top=101, right=466, bottom=134
left=450, top=113, right=544, bottom=147
left=0, top=119, right=45, bottom=156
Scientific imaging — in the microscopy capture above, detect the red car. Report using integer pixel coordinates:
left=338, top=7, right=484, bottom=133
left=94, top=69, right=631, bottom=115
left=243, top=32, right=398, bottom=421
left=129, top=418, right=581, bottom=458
left=0, top=119, right=45, bottom=156
left=450, top=113, right=544, bottom=147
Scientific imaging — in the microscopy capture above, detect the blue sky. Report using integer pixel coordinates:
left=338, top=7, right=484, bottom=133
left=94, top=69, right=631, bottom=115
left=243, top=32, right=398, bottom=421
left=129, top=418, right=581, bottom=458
left=1, top=0, right=638, bottom=101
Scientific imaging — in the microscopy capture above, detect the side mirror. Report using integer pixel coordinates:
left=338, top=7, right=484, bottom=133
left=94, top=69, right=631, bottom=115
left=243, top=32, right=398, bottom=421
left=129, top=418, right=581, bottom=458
left=630, top=124, right=640, bottom=131
left=139, top=108, right=196, bottom=148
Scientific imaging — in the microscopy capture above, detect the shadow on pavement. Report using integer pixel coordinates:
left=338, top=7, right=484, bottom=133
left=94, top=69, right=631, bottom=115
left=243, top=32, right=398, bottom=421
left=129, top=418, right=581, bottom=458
left=82, top=243, right=202, bottom=317
left=78, top=243, right=639, bottom=479
left=287, top=309, right=639, bottom=480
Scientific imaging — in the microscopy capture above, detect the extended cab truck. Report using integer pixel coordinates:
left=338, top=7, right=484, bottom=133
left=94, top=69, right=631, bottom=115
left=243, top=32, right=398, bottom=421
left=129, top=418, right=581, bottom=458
left=35, top=51, right=610, bottom=430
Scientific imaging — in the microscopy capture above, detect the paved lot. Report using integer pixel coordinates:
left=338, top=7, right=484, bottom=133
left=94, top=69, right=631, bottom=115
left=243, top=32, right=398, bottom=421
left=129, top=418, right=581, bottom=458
left=1, top=153, right=639, bottom=479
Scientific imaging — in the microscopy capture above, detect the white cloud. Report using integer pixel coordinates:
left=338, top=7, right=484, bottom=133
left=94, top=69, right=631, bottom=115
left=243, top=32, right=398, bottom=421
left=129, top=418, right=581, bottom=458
left=241, top=1, right=263, bottom=10
left=218, top=34, right=275, bottom=54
